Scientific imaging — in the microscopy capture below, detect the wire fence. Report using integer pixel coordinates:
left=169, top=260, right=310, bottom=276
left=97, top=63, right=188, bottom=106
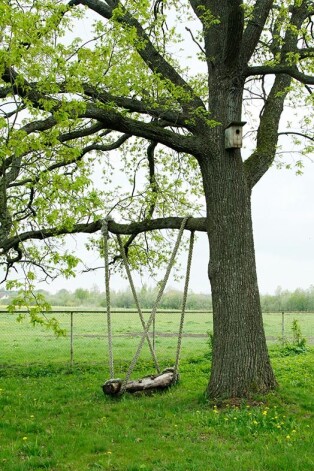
left=1, top=310, right=314, bottom=368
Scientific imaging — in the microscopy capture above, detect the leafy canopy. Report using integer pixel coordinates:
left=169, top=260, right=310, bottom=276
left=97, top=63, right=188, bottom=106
left=0, top=0, right=313, bottom=323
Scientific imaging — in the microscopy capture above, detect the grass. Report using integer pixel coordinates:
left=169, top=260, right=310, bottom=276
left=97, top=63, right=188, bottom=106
left=1, top=310, right=314, bottom=366
left=0, top=352, right=313, bottom=470
left=0, top=311, right=313, bottom=470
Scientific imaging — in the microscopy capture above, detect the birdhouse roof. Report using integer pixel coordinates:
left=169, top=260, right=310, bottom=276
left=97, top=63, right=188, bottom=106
left=225, top=121, right=247, bottom=129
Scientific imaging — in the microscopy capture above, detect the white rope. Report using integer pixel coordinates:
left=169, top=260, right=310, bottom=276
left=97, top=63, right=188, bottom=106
left=101, top=219, right=114, bottom=379
left=116, top=234, right=160, bottom=373
left=174, top=230, right=195, bottom=376
left=120, top=217, right=190, bottom=393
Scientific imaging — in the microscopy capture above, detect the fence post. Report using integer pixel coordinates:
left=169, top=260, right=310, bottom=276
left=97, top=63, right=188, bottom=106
left=281, top=311, right=285, bottom=343
left=70, top=311, right=74, bottom=367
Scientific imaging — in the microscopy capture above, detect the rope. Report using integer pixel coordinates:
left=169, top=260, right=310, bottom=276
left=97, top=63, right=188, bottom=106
left=174, top=230, right=195, bottom=377
left=120, top=217, right=190, bottom=393
left=116, top=234, right=160, bottom=373
left=101, top=219, right=114, bottom=379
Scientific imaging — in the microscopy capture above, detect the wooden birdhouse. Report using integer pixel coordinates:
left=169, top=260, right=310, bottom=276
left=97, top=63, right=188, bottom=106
left=225, top=121, right=246, bottom=150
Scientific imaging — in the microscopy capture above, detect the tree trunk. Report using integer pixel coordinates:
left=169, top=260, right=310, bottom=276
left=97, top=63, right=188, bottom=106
left=199, top=145, right=277, bottom=399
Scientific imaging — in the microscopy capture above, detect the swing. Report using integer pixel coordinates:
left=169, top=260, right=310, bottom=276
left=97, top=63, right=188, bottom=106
left=101, top=217, right=194, bottom=396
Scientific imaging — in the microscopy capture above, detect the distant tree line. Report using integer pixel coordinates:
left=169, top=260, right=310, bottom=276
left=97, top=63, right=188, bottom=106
left=1, top=285, right=314, bottom=312
left=260, top=286, right=314, bottom=313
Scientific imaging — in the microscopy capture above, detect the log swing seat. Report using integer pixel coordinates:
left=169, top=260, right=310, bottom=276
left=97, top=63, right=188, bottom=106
left=101, top=217, right=194, bottom=396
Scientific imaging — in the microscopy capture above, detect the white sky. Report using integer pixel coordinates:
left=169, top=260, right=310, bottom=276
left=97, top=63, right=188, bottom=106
left=252, top=161, right=314, bottom=294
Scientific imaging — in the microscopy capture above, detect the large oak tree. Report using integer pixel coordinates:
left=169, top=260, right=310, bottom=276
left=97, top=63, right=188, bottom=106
left=0, top=0, right=313, bottom=398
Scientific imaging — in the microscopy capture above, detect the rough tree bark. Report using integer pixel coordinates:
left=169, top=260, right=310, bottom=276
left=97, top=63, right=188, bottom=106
left=200, top=149, right=276, bottom=397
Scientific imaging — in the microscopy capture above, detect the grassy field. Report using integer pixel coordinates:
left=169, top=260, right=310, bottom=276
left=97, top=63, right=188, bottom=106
left=0, top=351, right=313, bottom=470
left=1, top=310, right=314, bottom=366
left=0, top=311, right=314, bottom=470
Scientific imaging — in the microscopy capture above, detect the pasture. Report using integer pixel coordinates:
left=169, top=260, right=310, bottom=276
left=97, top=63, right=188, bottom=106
left=1, top=309, right=314, bottom=366
left=0, top=310, right=314, bottom=470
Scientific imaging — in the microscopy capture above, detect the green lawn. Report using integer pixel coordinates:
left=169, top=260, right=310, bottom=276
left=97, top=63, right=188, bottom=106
left=1, top=310, right=314, bottom=366
left=0, top=351, right=313, bottom=470
left=1, top=311, right=313, bottom=470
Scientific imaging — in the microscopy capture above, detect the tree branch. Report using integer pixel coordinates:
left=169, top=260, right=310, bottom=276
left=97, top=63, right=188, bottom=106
left=1, top=217, right=207, bottom=252
left=73, top=0, right=205, bottom=114
left=8, top=133, right=132, bottom=188
left=82, top=103, right=201, bottom=155
left=297, top=46, right=314, bottom=59
left=1, top=68, right=200, bottom=156
left=246, top=64, right=314, bottom=84
left=58, top=121, right=107, bottom=142
left=146, top=141, right=159, bottom=220
left=3, top=116, right=60, bottom=185
left=278, top=131, right=314, bottom=142
left=244, top=2, right=310, bottom=188
left=81, top=84, right=189, bottom=128
left=224, top=0, right=244, bottom=68
left=241, top=0, right=274, bottom=63
left=0, top=85, right=13, bottom=99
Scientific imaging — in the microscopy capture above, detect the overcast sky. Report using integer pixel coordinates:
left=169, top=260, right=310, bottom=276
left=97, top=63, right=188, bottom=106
left=252, top=161, right=314, bottom=293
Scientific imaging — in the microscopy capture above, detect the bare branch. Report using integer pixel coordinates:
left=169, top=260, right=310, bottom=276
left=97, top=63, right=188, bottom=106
left=278, top=131, right=314, bottom=142
left=185, top=27, right=206, bottom=56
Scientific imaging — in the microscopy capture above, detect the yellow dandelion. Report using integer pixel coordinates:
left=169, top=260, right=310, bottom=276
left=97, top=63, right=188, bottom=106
left=22, top=437, right=28, bottom=441
left=286, top=435, right=291, bottom=440
left=262, top=410, right=268, bottom=416
left=107, top=451, right=112, bottom=455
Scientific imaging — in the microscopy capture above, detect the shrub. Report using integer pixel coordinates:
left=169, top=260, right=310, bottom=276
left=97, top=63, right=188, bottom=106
left=278, top=319, right=308, bottom=356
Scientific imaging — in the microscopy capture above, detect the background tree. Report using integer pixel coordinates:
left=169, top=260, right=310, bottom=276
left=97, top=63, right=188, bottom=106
left=0, top=0, right=313, bottom=398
